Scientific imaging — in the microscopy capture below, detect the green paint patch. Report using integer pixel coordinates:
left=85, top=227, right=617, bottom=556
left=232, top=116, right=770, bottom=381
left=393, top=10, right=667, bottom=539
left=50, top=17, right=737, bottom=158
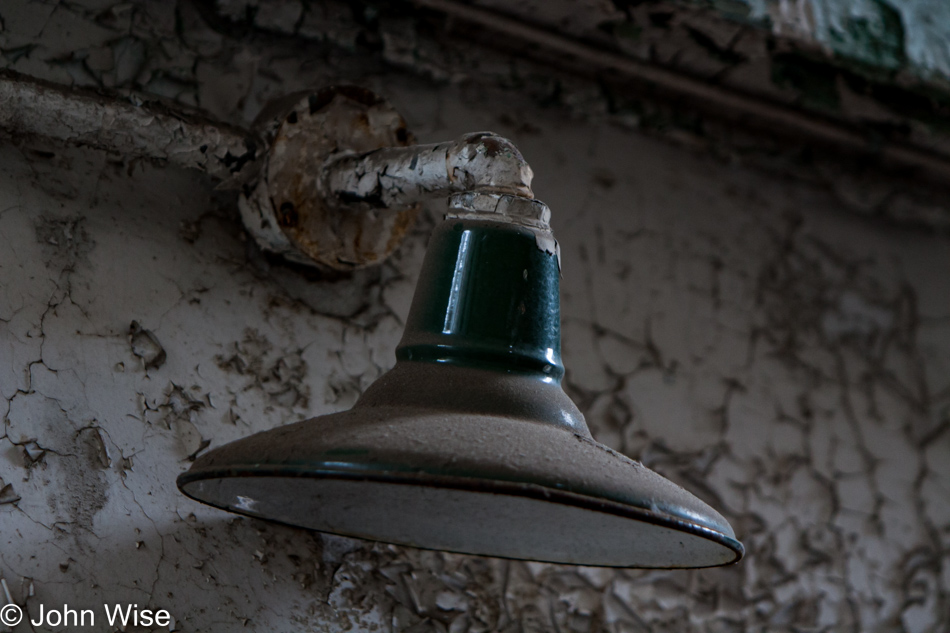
left=826, top=0, right=905, bottom=70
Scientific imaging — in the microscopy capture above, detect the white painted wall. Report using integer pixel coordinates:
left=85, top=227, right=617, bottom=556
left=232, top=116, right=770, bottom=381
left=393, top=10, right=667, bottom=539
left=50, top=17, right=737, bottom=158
left=1, top=2, right=949, bottom=631
left=2, top=82, right=948, bottom=631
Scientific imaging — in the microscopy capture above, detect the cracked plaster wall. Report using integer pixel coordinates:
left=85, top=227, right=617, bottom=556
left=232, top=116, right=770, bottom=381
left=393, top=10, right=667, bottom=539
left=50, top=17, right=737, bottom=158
left=1, top=2, right=950, bottom=633
left=511, top=0, right=950, bottom=81
left=4, top=0, right=950, bottom=233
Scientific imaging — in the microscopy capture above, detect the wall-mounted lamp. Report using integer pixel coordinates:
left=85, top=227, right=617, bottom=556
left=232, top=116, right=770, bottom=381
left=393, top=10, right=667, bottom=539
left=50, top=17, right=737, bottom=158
left=177, top=87, right=744, bottom=568
left=0, top=74, right=741, bottom=568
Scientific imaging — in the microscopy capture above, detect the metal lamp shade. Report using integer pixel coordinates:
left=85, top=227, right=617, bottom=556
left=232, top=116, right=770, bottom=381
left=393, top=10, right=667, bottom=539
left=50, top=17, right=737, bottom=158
left=178, top=217, right=743, bottom=568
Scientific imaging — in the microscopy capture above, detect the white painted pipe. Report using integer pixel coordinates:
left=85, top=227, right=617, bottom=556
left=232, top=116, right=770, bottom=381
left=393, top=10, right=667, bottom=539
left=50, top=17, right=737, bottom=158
left=322, top=132, right=535, bottom=209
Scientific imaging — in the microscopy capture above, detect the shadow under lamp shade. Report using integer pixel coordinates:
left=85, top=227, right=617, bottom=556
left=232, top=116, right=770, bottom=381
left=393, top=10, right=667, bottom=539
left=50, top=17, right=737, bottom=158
left=177, top=195, right=743, bottom=569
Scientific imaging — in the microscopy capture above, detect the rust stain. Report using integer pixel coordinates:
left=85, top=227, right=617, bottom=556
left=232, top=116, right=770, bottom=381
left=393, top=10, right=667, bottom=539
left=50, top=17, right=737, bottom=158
left=253, top=87, right=420, bottom=271
left=385, top=207, right=420, bottom=256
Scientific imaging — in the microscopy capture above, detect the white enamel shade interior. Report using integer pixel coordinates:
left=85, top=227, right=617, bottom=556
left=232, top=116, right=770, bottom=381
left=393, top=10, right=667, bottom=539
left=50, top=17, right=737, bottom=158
left=181, top=476, right=740, bottom=568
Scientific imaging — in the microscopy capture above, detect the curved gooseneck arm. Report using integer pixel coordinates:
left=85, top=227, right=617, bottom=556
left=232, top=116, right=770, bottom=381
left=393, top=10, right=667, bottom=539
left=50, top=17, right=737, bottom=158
left=0, top=75, right=546, bottom=268
left=321, top=132, right=535, bottom=209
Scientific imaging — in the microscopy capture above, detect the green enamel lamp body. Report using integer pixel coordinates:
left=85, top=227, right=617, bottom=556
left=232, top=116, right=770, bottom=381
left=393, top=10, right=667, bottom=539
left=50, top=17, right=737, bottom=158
left=399, top=219, right=564, bottom=379
left=178, top=207, right=744, bottom=568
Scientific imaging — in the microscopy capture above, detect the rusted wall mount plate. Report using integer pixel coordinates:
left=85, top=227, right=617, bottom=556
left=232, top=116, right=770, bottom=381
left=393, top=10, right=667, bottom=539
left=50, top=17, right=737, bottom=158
left=239, top=86, right=419, bottom=270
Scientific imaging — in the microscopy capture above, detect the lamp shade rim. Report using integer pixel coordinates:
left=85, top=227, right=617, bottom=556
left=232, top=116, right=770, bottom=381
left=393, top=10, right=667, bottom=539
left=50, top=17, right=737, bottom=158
left=177, top=467, right=744, bottom=569
left=177, top=403, right=744, bottom=568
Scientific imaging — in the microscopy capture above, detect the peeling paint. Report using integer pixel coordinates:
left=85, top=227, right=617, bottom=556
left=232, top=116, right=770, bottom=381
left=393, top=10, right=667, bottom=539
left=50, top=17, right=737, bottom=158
left=325, top=131, right=535, bottom=206
left=2, top=0, right=950, bottom=231
left=0, top=2, right=948, bottom=632
left=0, top=69, right=258, bottom=182
left=2, top=95, right=949, bottom=631
left=713, top=0, right=950, bottom=78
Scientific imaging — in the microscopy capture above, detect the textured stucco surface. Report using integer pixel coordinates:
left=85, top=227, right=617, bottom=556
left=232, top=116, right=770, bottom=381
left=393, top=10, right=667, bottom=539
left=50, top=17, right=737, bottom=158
left=1, top=2, right=950, bottom=633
